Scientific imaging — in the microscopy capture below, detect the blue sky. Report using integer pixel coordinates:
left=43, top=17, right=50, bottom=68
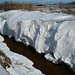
left=0, top=0, right=75, bottom=4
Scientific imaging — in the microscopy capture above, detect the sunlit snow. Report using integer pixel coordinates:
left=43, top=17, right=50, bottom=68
left=0, top=10, right=75, bottom=73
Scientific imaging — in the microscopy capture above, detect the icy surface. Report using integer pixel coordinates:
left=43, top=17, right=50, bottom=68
left=0, top=35, right=44, bottom=75
left=0, top=10, right=75, bottom=71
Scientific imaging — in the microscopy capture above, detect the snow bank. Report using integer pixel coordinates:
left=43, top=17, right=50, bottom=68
left=45, top=21, right=75, bottom=68
left=0, top=35, right=44, bottom=75
left=0, top=10, right=75, bottom=71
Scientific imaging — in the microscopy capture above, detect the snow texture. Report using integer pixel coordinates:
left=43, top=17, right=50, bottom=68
left=0, top=10, right=75, bottom=71
left=0, top=35, right=4, bottom=41
left=0, top=65, right=9, bottom=75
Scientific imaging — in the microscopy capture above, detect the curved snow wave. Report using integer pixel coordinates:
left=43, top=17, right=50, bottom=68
left=0, top=10, right=75, bottom=71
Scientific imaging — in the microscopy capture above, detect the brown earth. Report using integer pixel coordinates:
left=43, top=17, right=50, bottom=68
left=0, top=2, right=75, bottom=14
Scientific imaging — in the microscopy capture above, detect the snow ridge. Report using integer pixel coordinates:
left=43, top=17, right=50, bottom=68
left=0, top=10, right=75, bottom=71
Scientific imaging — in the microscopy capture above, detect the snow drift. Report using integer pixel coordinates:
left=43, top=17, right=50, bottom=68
left=0, top=10, right=75, bottom=71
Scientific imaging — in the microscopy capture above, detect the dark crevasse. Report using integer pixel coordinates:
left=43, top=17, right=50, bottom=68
left=2, top=35, right=75, bottom=75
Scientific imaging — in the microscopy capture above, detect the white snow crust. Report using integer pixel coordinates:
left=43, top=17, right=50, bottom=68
left=0, top=10, right=75, bottom=71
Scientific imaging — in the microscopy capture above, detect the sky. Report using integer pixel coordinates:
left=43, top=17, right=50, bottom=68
left=0, top=0, right=75, bottom=4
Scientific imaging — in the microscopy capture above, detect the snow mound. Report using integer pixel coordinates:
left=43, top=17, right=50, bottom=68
left=0, top=10, right=75, bottom=71
left=45, top=21, right=75, bottom=70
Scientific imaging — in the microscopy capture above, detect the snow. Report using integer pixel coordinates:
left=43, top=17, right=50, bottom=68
left=0, top=65, right=9, bottom=75
left=0, top=10, right=75, bottom=72
left=54, top=21, right=75, bottom=66
left=0, top=35, right=44, bottom=75
left=0, top=35, right=4, bottom=41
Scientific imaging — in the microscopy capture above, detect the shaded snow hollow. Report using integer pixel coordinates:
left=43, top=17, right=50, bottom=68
left=0, top=10, right=75, bottom=72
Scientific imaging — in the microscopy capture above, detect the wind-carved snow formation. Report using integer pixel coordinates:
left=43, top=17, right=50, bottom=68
left=0, top=10, right=75, bottom=71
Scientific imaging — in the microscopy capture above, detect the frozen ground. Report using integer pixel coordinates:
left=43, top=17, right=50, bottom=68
left=0, top=10, right=75, bottom=73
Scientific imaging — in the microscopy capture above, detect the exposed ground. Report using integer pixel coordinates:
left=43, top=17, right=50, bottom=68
left=0, top=50, right=11, bottom=69
left=0, top=2, right=34, bottom=11
left=0, top=2, right=75, bottom=14
left=34, top=4, right=75, bottom=14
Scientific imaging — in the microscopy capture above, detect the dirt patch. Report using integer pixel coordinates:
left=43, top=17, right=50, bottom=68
left=0, top=50, right=11, bottom=69
left=0, top=2, right=75, bottom=14
left=0, top=2, right=34, bottom=11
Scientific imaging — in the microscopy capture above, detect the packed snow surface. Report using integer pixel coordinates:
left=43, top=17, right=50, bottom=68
left=0, top=10, right=75, bottom=71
